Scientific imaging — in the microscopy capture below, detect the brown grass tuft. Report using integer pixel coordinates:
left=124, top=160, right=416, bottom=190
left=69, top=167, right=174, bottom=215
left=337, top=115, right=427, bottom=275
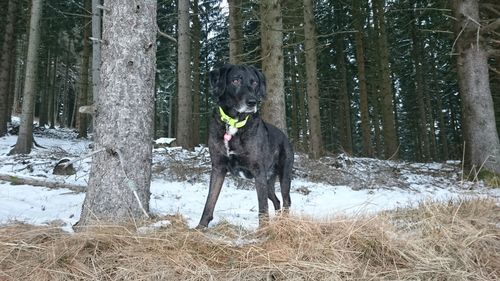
left=1, top=198, right=498, bottom=280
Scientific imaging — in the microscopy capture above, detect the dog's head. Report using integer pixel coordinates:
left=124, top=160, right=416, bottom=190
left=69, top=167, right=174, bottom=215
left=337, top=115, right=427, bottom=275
left=209, top=64, right=266, bottom=114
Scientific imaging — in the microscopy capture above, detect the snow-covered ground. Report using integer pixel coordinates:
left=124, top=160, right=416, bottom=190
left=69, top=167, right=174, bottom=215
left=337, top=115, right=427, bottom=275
left=1, top=122, right=498, bottom=232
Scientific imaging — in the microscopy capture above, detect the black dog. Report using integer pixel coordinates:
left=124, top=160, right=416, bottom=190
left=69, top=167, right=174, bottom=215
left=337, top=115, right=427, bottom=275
left=197, top=64, right=294, bottom=229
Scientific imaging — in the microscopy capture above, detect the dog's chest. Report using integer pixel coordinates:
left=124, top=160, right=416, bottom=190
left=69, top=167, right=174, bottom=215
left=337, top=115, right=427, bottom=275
left=221, top=130, right=255, bottom=179
left=225, top=133, right=245, bottom=156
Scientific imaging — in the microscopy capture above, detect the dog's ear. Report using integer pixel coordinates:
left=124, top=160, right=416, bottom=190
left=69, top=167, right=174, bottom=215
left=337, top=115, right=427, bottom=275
left=251, top=66, right=266, bottom=100
left=209, top=64, right=231, bottom=99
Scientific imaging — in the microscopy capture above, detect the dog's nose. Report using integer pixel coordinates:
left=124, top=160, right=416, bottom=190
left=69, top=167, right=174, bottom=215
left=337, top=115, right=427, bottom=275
left=246, top=98, right=257, bottom=107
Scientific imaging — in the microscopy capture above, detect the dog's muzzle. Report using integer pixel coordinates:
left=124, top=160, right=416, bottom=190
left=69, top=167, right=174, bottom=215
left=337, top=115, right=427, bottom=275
left=237, top=98, right=258, bottom=113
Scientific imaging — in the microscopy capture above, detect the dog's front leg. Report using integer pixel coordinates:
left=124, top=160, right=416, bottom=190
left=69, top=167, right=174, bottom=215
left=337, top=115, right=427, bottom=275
left=197, top=166, right=226, bottom=229
left=255, top=174, right=270, bottom=227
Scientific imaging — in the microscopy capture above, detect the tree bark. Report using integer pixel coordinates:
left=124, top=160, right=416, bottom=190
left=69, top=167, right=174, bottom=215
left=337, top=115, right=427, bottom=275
left=0, top=0, right=16, bottom=136
left=176, top=0, right=193, bottom=149
left=451, top=0, right=500, bottom=174
left=373, top=0, right=399, bottom=159
left=78, top=0, right=157, bottom=227
left=260, top=0, right=287, bottom=134
left=228, top=0, right=244, bottom=64
left=9, top=0, right=44, bottom=155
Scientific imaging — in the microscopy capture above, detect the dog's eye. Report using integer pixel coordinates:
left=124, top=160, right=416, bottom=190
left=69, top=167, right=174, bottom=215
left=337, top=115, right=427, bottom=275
left=231, top=79, right=241, bottom=86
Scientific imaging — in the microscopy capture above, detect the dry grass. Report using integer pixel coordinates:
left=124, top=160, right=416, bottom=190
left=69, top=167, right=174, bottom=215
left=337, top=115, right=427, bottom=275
left=1, top=198, right=498, bottom=281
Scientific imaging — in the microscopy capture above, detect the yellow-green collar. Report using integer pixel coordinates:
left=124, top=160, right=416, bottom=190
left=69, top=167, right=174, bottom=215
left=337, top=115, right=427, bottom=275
left=218, top=106, right=249, bottom=128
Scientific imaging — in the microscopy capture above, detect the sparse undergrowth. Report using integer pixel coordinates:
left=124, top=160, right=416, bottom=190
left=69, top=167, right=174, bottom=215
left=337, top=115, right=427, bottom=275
left=1, top=198, right=498, bottom=281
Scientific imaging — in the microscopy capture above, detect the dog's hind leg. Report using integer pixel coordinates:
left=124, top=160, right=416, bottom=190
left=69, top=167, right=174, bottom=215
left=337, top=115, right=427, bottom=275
left=197, top=167, right=227, bottom=229
left=279, top=163, right=292, bottom=212
left=266, top=174, right=281, bottom=211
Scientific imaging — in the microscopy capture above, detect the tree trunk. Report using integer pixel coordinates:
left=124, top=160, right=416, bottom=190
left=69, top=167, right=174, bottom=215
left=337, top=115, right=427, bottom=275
left=304, top=0, right=323, bottom=159
left=451, top=0, right=500, bottom=174
left=299, top=66, right=308, bottom=152
left=48, top=56, right=57, bottom=128
left=61, top=38, right=72, bottom=128
left=91, top=0, right=102, bottom=131
left=0, top=0, right=16, bottom=136
left=7, top=47, right=17, bottom=123
left=77, top=0, right=91, bottom=138
left=78, top=0, right=157, bottom=227
left=12, top=34, right=27, bottom=116
left=373, top=0, right=399, bottom=159
left=289, top=54, right=299, bottom=145
left=425, top=92, right=438, bottom=160
left=9, top=0, right=43, bottom=155
left=410, top=2, right=430, bottom=161
left=176, top=0, right=193, bottom=149
left=228, top=0, right=244, bottom=64
left=352, top=0, right=372, bottom=157
left=302, top=0, right=322, bottom=159
left=39, top=49, right=51, bottom=127
left=191, top=0, right=201, bottom=146
left=336, top=35, right=353, bottom=155
left=92, top=0, right=102, bottom=104
left=437, top=95, right=449, bottom=160
left=260, top=0, right=287, bottom=134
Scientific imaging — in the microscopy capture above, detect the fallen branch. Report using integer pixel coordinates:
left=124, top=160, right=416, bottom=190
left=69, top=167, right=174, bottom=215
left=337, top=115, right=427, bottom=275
left=0, top=173, right=86, bottom=193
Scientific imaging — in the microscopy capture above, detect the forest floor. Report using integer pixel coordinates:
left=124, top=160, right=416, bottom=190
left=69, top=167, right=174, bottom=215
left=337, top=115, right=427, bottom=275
left=0, top=121, right=499, bottom=280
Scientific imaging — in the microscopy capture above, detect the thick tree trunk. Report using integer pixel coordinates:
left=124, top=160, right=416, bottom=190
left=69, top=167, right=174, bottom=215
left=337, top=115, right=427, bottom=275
left=373, top=0, right=399, bottom=159
left=9, top=0, right=43, bottom=155
left=260, top=0, right=287, bottom=134
left=176, top=0, right=193, bottom=149
left=228, top=0, right=244, bottom=64
left=0, top=0, right=16, bottom=136
left=302, top=0, right=322, bottom=159
left=352, top=0, right=372, bottom=157
left=78, top=0, right=157, bottom=227
left=451, top=0, right=500, bottom=174
left=77, top=0, right=91, bottom=138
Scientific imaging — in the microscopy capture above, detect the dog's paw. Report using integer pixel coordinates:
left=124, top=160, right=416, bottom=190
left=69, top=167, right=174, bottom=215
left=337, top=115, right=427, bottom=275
left=194, top=224, right=208, bottom=231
